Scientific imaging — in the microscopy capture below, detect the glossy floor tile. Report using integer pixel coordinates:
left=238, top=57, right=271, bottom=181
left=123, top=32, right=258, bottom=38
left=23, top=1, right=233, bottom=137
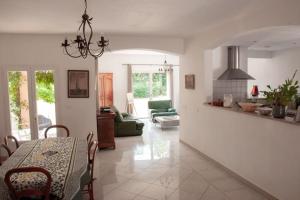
left=88, top=120, right=269, bottom=200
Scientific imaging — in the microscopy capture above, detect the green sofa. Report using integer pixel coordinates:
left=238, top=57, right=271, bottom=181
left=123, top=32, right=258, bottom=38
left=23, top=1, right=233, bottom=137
left=148, top=100, right=177, bottom=122
left=112, top=107, right=144, bottom=137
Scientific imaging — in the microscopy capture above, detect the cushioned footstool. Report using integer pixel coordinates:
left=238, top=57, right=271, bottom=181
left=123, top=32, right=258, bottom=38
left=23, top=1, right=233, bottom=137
left=155, top=115, right=180, bottom=129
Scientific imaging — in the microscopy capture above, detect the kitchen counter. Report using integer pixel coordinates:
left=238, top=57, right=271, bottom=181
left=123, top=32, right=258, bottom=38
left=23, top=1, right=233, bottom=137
left=181, top=103, right=300, bottom=199
left=204, top=103, right=300, bottom=126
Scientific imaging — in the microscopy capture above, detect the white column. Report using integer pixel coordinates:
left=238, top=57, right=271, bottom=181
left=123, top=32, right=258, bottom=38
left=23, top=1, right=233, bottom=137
left=95, top=57, right=99, bottom=110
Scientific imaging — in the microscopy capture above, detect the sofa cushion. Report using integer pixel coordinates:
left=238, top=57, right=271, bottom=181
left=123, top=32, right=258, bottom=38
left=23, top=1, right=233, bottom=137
left=136, top=120, right=144, bottom=130
left=152, top=112, right=178, bottom=118
left=115, top=110, right=123, bottom=122
left=150, top=108, right=168, bottom=113
left=148, top=100, right=172, bottom=109
left=168, top=108, right=176, bottom=112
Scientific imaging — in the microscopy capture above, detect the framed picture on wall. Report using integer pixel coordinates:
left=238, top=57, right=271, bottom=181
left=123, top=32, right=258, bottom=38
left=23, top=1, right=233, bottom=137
left=68, top=70, right=89, bottom=98
left=185, top=74, right=195, bottom=89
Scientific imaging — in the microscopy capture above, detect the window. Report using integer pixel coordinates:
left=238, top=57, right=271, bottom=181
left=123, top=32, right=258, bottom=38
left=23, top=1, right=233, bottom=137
left=133, top=73, right=150, bottom=98
left=133, top=72, right=168, bottom=99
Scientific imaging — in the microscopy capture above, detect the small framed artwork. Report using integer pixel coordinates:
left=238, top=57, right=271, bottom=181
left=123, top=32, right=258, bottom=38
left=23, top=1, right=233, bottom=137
left=68, top=70, right=89, bottom=98
left=185, top=74, right=195, bottom=89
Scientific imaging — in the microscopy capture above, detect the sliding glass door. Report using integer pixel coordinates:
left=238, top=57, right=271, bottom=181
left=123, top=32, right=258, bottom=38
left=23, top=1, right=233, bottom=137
left=132, top=71, right=169, bottom=118
left=133, top=72, right=168, bottom=100
left=4, top=67, right=57, bottom=141
left=34, top=70, right=56, bottom=139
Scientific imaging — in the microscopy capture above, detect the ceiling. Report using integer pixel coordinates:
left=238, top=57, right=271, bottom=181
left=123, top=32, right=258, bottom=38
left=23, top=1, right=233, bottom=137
left=223, top=26, right=300, bottom=51
left=0, top=0, right=257, bottom=37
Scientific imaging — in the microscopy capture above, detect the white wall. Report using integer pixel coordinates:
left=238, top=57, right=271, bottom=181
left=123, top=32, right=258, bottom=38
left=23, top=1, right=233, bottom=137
left=0, top=34, right=184, bottom=140
left=98, top=52, right=180, bottom=112
left=180, top=0, right=300, bottom=199
left=0, top=34, right=96, bottom=141
left=248, top=48, right=300, bottom=97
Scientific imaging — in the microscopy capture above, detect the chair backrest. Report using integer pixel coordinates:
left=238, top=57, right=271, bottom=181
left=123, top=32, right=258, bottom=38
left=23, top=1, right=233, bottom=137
left=5, top=167, right=52, bottom=200
left=148, top=100, right=172, bottom=110
left=88, top=141, right=98, bottom=180
left=44, top=125, right=70, bottom=138
left=86, top=132, right=94, bottom=146
left=4, top=136, right=20, bottom=152
left=0, top=144, right=12, bottom=165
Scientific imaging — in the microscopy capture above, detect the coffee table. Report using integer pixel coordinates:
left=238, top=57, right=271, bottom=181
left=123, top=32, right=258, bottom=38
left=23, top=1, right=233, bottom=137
left=155, top=115, right=180, bottom=129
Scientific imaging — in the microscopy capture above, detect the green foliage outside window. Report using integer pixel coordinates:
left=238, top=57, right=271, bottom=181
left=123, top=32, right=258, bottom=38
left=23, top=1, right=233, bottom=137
left=35, top=71, right=55, bottom=103
left=8, top=71, right=54, bottom=128
left=152, top=73, right=167, bottom=97
left=8, top=72, right=25, bottom=128
left=133, top=73, right=150, bottom=98
left=132, top=72, right=167, bottom=98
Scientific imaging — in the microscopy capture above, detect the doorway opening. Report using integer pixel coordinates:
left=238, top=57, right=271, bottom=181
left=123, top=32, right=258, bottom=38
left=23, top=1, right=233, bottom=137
left=5, top=68, right=57, bottom=141
left=98, top=49, right=180, bottom=119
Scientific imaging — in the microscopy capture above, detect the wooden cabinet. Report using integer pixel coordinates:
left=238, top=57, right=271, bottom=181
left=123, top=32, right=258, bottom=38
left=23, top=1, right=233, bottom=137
left=98, top=73, right=113, bottom=107
left=97, top=111, right=116, bottom=149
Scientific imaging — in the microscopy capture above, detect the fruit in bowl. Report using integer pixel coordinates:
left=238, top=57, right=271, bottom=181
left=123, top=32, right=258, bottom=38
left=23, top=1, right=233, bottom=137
left=238, top=102, right=262, bottom=112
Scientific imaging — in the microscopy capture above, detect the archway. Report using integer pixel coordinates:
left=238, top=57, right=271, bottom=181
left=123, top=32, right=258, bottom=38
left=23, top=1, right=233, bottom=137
left=97, top=49, right=180, bottom=118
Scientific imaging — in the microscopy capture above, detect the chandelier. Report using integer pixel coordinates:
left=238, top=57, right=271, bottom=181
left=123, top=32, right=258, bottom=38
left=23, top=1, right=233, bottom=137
left=159, top=57, right=172, bottom=72
left=61, top=0, right=109, bottom=59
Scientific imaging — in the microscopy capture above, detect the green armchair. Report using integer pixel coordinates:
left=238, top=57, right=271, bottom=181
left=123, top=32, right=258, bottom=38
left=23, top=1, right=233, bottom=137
left=113, top=107, right=144, bottom=137
left=148, top=100, right=177, bottom=122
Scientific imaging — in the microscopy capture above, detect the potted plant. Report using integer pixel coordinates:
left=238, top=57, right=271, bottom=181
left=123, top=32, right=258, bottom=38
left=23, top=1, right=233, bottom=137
left=295, top=95, right=300, bottom=109
left=262, top=70, right=299, bottom=118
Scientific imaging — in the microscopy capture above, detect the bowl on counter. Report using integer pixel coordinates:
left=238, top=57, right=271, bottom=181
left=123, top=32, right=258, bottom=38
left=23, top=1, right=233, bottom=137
left=257, top=107, right=272, bottom=116
left=238, top=102, right=262, bottom=112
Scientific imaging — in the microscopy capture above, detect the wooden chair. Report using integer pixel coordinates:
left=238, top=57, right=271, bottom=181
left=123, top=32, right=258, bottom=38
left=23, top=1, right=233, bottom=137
left=44, top=125, right=70, bottom=138
left=82, top=140, right=98, bottom=200
left=0, top=143, right=12, bottom=166
left=5, top=167, right=52, bottom=200
left=86, top=132, right=94, bottom=146
left=4, top=135, right=20, bottom=153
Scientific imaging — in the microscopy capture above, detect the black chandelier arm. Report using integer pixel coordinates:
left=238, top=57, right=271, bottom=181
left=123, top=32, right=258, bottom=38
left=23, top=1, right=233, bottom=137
left=86, top=20, right=97, bottom=57
left=91, top=48, right=105, bottom=58
left=63, top=46, right=82, bottom=58
left=62, top=0, right=109, bottom=59
left=81, top=20, right=90, bottom=50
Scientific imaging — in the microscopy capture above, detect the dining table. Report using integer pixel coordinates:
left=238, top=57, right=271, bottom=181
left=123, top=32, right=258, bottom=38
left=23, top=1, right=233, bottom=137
left=0, top=137, right=88, bottom=200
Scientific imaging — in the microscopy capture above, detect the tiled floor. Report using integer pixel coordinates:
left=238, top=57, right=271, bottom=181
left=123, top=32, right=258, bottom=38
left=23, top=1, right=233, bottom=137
left=90, top=120, right=269, bottom=200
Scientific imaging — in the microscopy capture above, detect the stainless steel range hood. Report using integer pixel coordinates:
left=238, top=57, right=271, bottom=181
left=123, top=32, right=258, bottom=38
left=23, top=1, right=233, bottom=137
left=217, top=46, right=255, bottom=80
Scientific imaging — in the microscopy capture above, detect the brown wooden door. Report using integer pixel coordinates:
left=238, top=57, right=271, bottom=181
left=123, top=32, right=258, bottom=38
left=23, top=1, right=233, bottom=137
left=99, top=73, right=113, bottom=107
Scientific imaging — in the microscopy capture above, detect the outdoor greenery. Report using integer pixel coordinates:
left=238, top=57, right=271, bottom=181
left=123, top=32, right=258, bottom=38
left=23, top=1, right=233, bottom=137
left=133, top=73, right=150, bottom=98
left=35, top=71, right=55, bottom=103
left=262, top=70, right=299, bottom=106
left=8, top=71, right=54, bottom=128
left=8, top=72, right=26, bottom=128
left=132, top=72, right=167, bottom=98
left=152, top=73, right=167, bottom=97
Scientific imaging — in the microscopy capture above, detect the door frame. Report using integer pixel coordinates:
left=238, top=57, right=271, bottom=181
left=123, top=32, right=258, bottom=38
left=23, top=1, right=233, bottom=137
left=2, top=65, right=59, bottom=140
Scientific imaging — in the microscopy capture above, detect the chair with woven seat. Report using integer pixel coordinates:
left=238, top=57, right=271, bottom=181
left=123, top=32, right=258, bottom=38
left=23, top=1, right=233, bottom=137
left=4, top=135, right=19, bottom=154
left=5, top=167, right=52, bottom=200
left=0, top=143, right=12, bottom=166
left=44, top=125, right=70, bottom=138
left=82, top=140, right=98, bottom=200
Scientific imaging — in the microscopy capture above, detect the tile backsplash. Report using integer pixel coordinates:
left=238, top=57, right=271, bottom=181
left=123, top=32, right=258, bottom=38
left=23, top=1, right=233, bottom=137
left=213, top=80, right=247, bottom=102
